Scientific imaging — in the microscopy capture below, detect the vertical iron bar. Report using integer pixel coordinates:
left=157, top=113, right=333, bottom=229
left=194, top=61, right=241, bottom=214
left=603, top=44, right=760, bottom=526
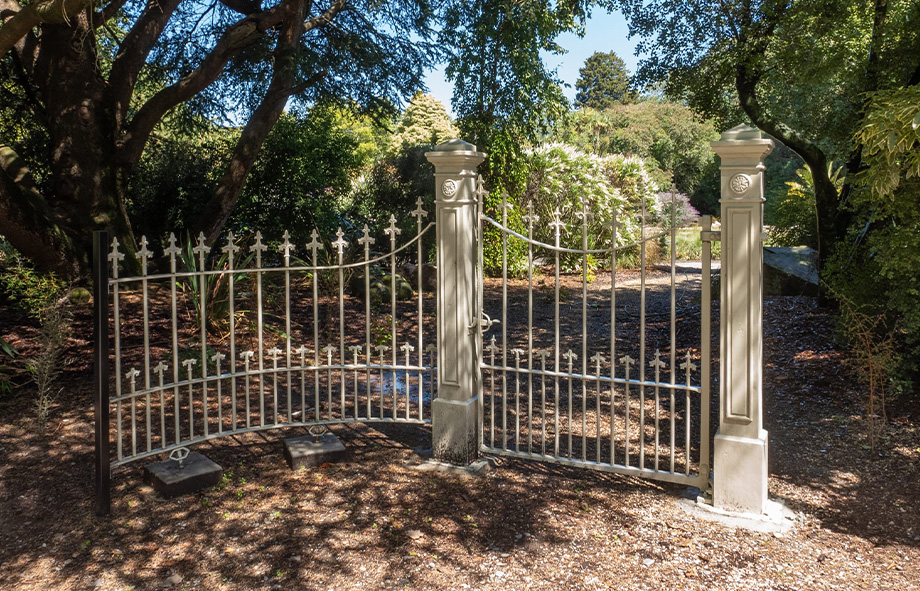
left=526, top=203, right=535, bottom=455
left=670, top=189, right=678, bottom=474
left=552, top=211, right=562, bottom=459
left=282, top=234, right=293, bottom=423
left=224, top=234, right=238, bottom=430
left=610, top=211, right=617, bottom=466
left=639, top=196, right=647, bottom=471
left=700, top=215, right=713, bottom=486
left=165, top=234, right=180, bottom=446
left=580, top=202, right=588, bottom=463
left=93, top=230, right=111, bottom=516
left=254, top=234, right=266, bottom=427
left=110, top=239, right=122, bottom=461
left=501, top=195, right=508, bottom=449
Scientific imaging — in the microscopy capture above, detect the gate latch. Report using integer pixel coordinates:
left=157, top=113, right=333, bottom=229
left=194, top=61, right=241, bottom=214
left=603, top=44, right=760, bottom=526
left=470, top=312, right=499, bottom=336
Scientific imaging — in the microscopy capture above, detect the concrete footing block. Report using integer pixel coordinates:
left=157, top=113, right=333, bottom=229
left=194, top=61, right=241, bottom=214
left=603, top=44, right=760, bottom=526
left=413, top=457, right=495, bottom=477
left=143, top=452, right=223, bottom=498
left=283, top=432, right=346, bottom=470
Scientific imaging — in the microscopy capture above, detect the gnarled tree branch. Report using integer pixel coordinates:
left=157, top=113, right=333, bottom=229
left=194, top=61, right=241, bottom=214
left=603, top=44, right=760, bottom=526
left=0, top=0, right=96, bottom=58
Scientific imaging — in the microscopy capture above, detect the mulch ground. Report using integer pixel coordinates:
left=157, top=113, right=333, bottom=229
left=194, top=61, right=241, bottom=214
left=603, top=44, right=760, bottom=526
left=1, top=285, right=918, bottom=591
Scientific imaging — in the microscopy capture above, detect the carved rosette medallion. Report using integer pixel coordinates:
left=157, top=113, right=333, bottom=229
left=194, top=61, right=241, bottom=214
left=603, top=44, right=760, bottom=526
left=729, top=173, right=752, bottom=194
left=441, top=179, right=458, bottom=198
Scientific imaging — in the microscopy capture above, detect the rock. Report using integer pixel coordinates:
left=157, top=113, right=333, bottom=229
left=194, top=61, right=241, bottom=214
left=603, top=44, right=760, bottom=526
left=710, top=246, right=818, bottom=299
left=68, top=287, right=91, bottom=305
left=381, top=274, right=414, bottom=301
left=763, top=246, right=818, bottom=296
left=401, top=263, right=437, bottom=292
left=406, top=529, right=423, bottom=540
left=160, top=573, right=182, bottom=587
left=643, top=558, right=655, bottom=567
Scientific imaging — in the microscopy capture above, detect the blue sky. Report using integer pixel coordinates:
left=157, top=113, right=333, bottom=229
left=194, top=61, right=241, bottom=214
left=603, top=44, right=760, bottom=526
left=425, top=10, right=642, bottom=114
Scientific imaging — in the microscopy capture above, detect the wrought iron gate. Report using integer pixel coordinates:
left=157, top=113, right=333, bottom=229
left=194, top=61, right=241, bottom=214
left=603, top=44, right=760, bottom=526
left=476, top=184, right=713, bottom=487
left=94, top=206, right=437, bottom=513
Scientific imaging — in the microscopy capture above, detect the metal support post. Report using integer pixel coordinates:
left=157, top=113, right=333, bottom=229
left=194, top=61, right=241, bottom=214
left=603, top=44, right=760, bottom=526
left=94, top=230, right=112, bottom=516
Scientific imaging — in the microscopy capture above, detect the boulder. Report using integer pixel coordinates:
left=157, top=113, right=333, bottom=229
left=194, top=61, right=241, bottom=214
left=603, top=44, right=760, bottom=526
left=401, top=263, right=438, bottom=293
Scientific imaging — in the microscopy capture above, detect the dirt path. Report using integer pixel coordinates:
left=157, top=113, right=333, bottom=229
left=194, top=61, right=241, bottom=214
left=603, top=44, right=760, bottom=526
left=0, top=287, right=918, bottom=590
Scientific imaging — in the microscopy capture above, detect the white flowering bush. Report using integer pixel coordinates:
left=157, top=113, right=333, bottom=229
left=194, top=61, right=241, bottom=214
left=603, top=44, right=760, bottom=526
left=517, top=143, right=659, bottom=269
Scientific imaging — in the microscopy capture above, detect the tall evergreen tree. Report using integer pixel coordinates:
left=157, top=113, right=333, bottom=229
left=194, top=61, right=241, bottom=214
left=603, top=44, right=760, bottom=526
left=574, top=51, right=635, bottom=109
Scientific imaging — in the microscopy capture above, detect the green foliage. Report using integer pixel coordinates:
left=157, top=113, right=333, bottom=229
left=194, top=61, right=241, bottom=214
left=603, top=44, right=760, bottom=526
left=574, top=51, right=636, bottom=109
left=386, top=93, right=458, bottom=157
left=768, top=165, right=841, bottom=248
left=176, top=233, right=254, bottom=332
left=553, top=103, right=720, bottom=212
left=130, top=124, right=237, bottom=250
left=444, top=0, right=583, bottom=152
left=232, top=108, right=371, bottom=246
left=0, top=238, right=66, bottom=321
left=823, top=85, right=920, bottom=395
left=853, top=86, right=920, bottom=199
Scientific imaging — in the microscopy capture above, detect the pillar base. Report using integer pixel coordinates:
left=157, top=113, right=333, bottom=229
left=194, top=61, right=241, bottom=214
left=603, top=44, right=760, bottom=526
left=432, top=397, right=479, bottom=466
left=713, top=430, right=768, bottom=515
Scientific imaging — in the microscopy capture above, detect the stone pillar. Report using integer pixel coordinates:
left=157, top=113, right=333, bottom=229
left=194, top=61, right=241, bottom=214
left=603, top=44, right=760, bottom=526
left=425, top=139, right=486, bottom=465
left=710, top=125, right=774, bottom=514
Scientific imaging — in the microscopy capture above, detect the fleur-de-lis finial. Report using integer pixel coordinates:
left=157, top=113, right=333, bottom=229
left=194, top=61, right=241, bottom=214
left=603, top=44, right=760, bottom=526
left=154, top=361, right=168, bottom=376
left=211, top=351, right=226, bottom=363
left=108, top=237, right=124, bottom=277
left=279, top=230, right=295, bottom=264
left=306, top=229, right=322, bottom=253
left=182, top=358, right=197, bottom=370
left=549, top=209, right=566, bottom=234
left=358, top=224, right=374, bottom=247
left=252, top=231, right=267, bottom=254
left=536, top=349, right=551, bottom=363
left=384, top=215, right=401, bottom=241
left=348, top=344, right=363, bottom=361
left=562, top=349, right=578, bottom=366
left=136, top=236, right=152, bottom=274
left=400, top=342, right=414, bottom=363
left=485, top=336, right=500, bottom=355
left=240, top=350, right=255, bottom=362
left=374, top=344, right=390, bottom=356
left=511, top=348, right=525, bottom=362
left=475, top=175, right=487, bottom=203
left=332, top=228, right=348, bottom=257
left=125, top=368, right=140, bottom=389
left=591, top=352, right=606, bottom=368
left=575, top=199, right=594, bottom=223
left=650, top=349, right=666, bottom=370
left=411, top=196, right=428, bottom=220
left=522, top=201, right=539, bottom=227
left=619, top=355, right=635, bottom=370
left=424, top=344, right=437, bottom=359
left=680, top=351, right=697, bottom=373
left=322, top=344, right=336, bottom=363
left=221, top=231, right=240, bottom=258
left=193, top=232, right=211, bottom=256
left=164, top=233, right=181, bottom=258
left=268, top=347, right=282, bottom=361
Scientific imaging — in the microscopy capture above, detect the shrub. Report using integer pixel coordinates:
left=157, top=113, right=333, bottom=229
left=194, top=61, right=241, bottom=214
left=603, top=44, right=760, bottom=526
left=517, top=143, right=660, bottom=271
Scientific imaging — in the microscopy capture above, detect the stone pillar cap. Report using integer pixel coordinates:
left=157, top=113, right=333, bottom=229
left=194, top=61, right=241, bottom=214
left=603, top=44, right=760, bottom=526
left=720, top=124, right=763, bottom=141
left=433, top=138, right=478, bottom=152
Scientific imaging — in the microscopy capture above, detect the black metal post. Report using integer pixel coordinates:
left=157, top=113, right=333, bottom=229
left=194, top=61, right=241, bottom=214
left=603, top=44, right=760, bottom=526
left=93, top=231, right=111, bottom=516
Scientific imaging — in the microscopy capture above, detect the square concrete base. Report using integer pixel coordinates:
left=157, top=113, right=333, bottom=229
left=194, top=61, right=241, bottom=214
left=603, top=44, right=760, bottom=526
left=713, top=430, right=769, bottom=515
left=432, top=396, right=480, bottom=465
left=283, top=433, right=346, bottom=470
left=143, top=452, right=223, bottom=498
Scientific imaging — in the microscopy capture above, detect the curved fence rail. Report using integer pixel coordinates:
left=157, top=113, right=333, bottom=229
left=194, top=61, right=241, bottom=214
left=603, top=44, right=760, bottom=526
left=95, top=204, right=438, bottom=480
left=477, top=185, right=713, bottom=487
